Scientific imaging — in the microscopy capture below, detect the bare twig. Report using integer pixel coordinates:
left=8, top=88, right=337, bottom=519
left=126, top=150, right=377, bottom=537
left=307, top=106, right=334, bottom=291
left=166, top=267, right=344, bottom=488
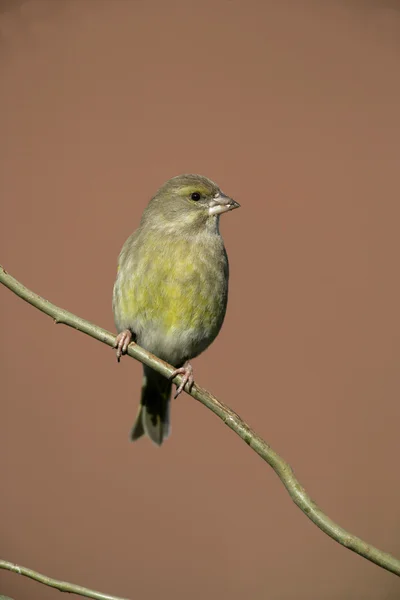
left=1, top=264, right=400, bottom=578
left=0, top=560, right=129, bottom=600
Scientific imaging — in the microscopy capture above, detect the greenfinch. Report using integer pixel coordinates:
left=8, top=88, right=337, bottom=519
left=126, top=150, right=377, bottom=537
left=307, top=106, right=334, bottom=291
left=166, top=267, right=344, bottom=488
left=113, top=174, right=239, bottom=445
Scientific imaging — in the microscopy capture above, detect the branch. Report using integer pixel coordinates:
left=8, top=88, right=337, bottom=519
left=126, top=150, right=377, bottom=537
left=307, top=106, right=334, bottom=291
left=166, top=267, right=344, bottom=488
left=0, top=560, right=129, bottom=600
left=1, top=264, right=400, bottom=579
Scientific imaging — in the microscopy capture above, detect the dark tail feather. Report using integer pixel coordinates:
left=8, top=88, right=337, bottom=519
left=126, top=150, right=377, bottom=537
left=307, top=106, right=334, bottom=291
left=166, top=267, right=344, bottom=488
left=130, top=365, right=172, bottom=445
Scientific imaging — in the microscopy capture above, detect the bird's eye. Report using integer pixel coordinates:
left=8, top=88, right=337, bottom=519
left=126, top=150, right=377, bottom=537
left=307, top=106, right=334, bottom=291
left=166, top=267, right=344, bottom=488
left=191, top=192, right=201, bottom=201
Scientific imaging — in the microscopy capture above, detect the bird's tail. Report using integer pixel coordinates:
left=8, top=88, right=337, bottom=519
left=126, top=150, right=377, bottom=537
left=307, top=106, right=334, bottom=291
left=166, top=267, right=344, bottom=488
left=130, top=365, right=171, bottom=445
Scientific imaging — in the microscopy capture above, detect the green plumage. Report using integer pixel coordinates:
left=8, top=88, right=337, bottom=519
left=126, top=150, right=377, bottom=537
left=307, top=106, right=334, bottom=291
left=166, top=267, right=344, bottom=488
left=113, top=174, right=239, bottom=445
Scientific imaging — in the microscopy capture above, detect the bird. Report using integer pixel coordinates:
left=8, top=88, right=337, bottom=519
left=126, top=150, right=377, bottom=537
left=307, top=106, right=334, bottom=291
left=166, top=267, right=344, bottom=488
left=112, top=174, right=240, bottom=445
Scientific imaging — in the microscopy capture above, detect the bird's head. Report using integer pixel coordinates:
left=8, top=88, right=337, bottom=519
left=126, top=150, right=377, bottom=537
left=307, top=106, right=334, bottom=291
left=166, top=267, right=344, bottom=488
left=142, top=174, right=240, bottom=233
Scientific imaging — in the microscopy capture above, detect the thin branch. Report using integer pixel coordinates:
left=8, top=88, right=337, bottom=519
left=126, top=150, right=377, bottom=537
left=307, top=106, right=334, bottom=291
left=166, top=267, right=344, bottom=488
left=1, top=264, right=400, bottom=579
left=0, top=560, right=129, bottom=600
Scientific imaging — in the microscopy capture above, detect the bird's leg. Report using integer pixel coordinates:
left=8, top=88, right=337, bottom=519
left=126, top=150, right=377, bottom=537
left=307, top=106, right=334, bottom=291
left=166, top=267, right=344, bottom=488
left=114, top=329, right=133, bottom=362
left=171, top=362, right=194, bottom=399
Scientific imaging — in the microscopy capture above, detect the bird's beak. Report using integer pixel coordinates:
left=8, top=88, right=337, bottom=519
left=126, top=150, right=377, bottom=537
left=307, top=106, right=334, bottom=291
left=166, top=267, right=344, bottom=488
left=208, top=193, right=241, bottom=216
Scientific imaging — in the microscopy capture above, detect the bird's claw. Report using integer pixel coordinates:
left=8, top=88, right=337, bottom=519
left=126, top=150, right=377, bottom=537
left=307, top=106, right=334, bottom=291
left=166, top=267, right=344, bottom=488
left=171, top=362, right=194, bottom=399
left=114, top=329, right=133, bottom=362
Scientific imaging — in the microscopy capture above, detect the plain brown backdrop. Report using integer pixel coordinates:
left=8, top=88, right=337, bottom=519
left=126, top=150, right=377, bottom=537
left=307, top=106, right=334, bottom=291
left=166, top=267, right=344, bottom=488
left=1, top=1, right=400, bottom=599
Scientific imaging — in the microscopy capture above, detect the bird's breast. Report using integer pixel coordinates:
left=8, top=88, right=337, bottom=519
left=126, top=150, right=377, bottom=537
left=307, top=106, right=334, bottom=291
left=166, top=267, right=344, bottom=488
left=114, top=231, right=229, bottom=363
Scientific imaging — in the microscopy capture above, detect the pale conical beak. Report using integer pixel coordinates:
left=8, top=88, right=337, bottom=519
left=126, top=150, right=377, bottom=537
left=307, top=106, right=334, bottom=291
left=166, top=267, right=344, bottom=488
left=208, top=193, right=241, bottom=216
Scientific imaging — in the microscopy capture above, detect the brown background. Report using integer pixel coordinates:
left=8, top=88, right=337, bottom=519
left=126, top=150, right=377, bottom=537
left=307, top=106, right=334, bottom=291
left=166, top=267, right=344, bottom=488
left=1, top=1, right=400, bottom=599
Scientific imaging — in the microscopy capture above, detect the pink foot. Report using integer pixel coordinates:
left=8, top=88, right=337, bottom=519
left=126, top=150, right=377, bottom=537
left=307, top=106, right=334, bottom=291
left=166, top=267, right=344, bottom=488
left=114, top=329, right=133, bottom=362
left=171, top=362, right=194, bottom=398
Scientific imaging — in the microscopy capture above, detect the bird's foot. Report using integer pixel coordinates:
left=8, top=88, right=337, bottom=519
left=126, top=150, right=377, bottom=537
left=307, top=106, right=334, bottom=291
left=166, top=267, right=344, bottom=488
left=171, top=362, right=194, bottom=399
left=114, top=329, right=133, bottom=362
